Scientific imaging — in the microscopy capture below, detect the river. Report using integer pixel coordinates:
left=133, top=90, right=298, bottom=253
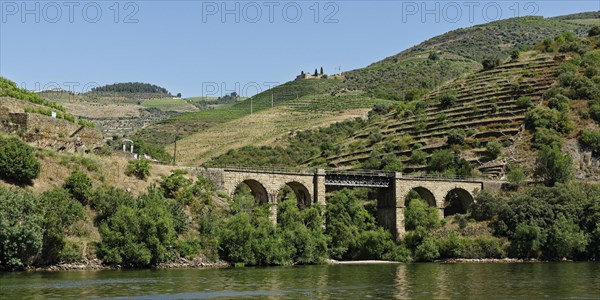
left=1, top=263, right=599, bottom=299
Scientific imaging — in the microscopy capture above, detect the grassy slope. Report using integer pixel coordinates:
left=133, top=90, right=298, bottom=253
left=141, top=97, right=199, bottom=113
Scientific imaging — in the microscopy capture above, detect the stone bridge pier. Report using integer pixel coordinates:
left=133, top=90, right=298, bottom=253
left=202, top=168, right=490, bottom=239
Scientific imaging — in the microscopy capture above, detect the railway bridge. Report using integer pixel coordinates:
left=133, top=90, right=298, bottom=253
left=201, top=167, right=499, bottom=238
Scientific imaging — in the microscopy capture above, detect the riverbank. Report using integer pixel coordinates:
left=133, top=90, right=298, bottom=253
left=21, top=257, right=230, bottom=272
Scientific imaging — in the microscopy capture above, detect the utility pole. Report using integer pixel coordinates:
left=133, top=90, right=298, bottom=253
left=173, top=138, right=177, bottom=166
left=271, top=91, right=274, bottom=107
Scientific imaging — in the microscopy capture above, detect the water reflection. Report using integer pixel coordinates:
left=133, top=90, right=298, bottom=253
left=1, top=263, right=599, bottom=299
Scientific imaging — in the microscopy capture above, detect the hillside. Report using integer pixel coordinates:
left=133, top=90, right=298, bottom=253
left=207, top=32, right=600, bottom=181
left=138, top=12, right=598, bottom=157
left=342, top=13, right=598, bottom=100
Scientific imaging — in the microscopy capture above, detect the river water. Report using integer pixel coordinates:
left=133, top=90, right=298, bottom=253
left=1, top=263, right=599, bottom=299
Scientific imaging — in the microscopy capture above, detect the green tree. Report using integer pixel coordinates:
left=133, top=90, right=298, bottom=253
left=579, top=129, right=600, bottom=157
left=0, top=137, right=40, bottom=184
left=510, top=224, right=546, bottom=259
left=38, top=188, right=86, bottom=264
left=0, top=187, right=44, bottom=268
left=404, top=198, right=439, bottom=231
left=447, top=129, right=467, bottom=145
left=510, top=49, right=520, bottom=60
left=125, top=158, right=151, bottom=180
left=544, top=214, right=587, bottom=260
left=485, top=141, right=503, bottom=159
left=534, top=146, right=573, bottom=186
left=98, top=191, right=177, bottom=267
left=482, top=57, right=500, bottom=70
left=63, top=171, right=93, bottom=205
left=429, top=149, right=454, bottom=172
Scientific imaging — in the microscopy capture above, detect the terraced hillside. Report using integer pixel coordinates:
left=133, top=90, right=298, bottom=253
left=137, top=12, right=597, bottom=153
left=341, top=13, right=598, bottom=100
left=324, top=53, right=564, bottom=178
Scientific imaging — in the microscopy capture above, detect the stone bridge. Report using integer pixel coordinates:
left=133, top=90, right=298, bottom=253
left=203, top=167, right=500, bottom=238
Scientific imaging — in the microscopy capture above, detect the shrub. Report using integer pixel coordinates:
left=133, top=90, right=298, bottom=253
left=485, top=141, right=502, bottom=159
left=0, top=187, right=44, bottom=268
left=470, top=190, right=507, bottom=222
left=532, top=128, right=563, bottom=149
left=439, top=93, right=457, bottom=108
left=516, top=96, right=532, bottom=108
left=410, top=150, right=428, bottom=165
left=97, top=191, right=177, bottom=267
left=447, top=129, right=467, bottom=145
left=428, top=149, right=454, bottom=172
left=160, top=170, right=193, bottom=200
left=0, top=137, right=40, bottom=184
left=590, top=103, right=600, bottom=123
left=510, top=49, right=520, bottom=60
left=544, top=214, right=587, bottom=260
left=382, top=156, right=404, bottom=172
left=415, top=236, right=440, bottom=261
left=579, top=129, right=600, bottom=156
left=548, top=95, right=569, bottom=112
left=482, top=57, right=500, bottom=70
left=125, top=158, right=151, bottom=180
left=525, top=107, right=573, bottom=134
left=38, top=188, right=86, bottom=264
left=589, top=26, right=600, bottom=37
left=534, top=146, right=573, bottom=186
left=63, top=171, right=93, bottom=205
left=507, top=166, right=527, bottom=186
left=90, top=187, right=135, bottom=224
left=404, top=198, right=439, bottom=231
left=510, top=224, right=546, bottom=258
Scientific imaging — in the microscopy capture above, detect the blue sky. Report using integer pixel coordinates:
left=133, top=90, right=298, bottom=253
left=1, top=1, right=598, bottom=97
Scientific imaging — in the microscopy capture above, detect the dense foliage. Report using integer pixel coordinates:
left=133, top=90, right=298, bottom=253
left=470, top=183, right=600, bottom=260
left=0, top=136, right=40, bottom=184
left=90, top=82, right=171, bottom=97
left=125, top=159, right=151, bottom=180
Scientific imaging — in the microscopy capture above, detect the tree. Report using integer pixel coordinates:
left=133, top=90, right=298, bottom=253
left=125, top=158, right=151, bottom=180
left=510, top=224, right=546, bottom=259
left=485, top=141, right=503, bottom=159
left=482, top=57, right=500, bottom=70
left=429, top=149, right=454, bottom=172
left=428, top=52, right=440, bottom=61
left=314, top=69, right=318, bottom=76
left=579, top=129, right=600, bottom=157
left=38, top=188, right=86, bottom=264
left=98, top=191, right=177, bottom=267
left=534, top=146, right=573, bottom=186
left=510, top=49, right=520, bottom=60
left=439, top=93, right=457, bottom=108
left=176, top=93, right=182, bottom=98
left=0, top=187, right=44, bottom=269
left=447, top=129, right=467, bottom=145
left=0, top=137, right=40, bottom=184
left=63, top=171, right=93, bottom=205
left=404, top=198, right=439, bottom=231
left=320, top=67, right=324, bottom=75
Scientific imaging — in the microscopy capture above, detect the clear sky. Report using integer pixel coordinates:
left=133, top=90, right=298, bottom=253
left=1, top=1, right=598, bottom=97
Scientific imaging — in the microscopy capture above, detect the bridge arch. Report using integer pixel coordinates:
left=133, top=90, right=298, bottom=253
left=405, top=186, right=436, bottom=207
left=233, top=179, right=269, bottom=205
left=444, top=188, right=474, bottom=217
left=277, top=181, right=312, bottom=209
